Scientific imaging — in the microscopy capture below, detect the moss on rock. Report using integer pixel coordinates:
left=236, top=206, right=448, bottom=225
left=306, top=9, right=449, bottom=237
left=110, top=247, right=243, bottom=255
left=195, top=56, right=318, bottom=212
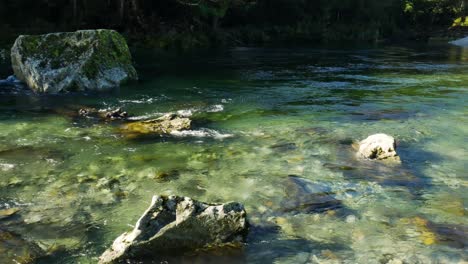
left=11, top=29, right=137, bottom=93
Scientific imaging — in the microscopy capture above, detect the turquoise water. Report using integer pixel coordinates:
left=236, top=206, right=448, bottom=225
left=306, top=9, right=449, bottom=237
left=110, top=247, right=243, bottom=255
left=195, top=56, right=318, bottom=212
left=0, top=44, right=467, bottom=263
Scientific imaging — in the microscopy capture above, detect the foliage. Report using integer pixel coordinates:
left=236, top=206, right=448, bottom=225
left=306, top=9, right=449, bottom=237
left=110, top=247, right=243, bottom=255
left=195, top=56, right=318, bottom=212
left=0, top=0, right=465, bottom=47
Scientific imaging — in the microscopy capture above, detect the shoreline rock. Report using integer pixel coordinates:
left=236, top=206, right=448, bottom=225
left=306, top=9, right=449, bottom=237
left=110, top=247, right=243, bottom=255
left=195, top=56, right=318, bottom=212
left=357, top=134, right=399, bottom=160
left=11, top=29, right=137, bottom=93
left=99, top=195, right=248, bottom=264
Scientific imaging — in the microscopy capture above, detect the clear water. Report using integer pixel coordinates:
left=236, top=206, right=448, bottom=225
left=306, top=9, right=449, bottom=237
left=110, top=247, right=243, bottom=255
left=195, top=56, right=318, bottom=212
left=0, top=44, right=466, bottom=263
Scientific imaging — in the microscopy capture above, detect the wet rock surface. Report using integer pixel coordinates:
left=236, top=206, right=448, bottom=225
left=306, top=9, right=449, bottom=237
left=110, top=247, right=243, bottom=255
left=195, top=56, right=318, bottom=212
left=11, top=29, right=137, bottom=93
left=120, top=113, right=192, bottom=137
left=357, top=134, right=399, bottom=160
left=99, top=195, right=248, bottom=264
left=78, top=107, right=128, bottom=121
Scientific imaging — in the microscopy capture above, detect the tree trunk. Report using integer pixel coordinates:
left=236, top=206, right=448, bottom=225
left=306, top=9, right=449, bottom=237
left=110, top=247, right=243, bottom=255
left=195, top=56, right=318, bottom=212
left=212, top=15, right=219, bottom=31
left=119, top=0, right=125, bottom=24
left=72, top=0, right=78, bottom=28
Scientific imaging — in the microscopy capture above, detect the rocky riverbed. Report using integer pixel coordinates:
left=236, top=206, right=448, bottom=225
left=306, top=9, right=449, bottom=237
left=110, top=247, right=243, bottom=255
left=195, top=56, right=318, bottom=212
left=0, top=44, right=467, bottom=263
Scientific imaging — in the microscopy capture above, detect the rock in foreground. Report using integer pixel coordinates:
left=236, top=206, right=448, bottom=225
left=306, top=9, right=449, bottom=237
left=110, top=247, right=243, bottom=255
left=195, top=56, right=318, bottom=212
left=121, top=113, right=191, bottom=137
left=11, top=29, right=137, bottom=93
left=99, top=195, right=248, bottom=264
left=357, top=134, right=398, bottom=160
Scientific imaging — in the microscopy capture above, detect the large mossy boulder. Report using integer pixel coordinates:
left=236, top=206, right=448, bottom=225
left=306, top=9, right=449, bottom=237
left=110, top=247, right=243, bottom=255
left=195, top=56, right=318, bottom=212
left=11, top=29, right=137, bottom=93
left=99, top=195, right=248, bottom=264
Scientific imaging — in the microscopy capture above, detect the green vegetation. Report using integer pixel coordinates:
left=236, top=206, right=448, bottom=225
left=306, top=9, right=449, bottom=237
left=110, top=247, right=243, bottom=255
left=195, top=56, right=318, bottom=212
left=0, top=0, right=466, bottom=48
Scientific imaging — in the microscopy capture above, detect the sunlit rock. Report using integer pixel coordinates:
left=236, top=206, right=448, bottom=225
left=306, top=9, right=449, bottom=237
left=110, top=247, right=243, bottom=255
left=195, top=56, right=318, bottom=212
left=357, top=134, right=399, bottom=160
left=120, top=113, right=191, bottom=137
left=11, top=29, right=137, bottom=93
left=99, top=195, right=248, bottom=264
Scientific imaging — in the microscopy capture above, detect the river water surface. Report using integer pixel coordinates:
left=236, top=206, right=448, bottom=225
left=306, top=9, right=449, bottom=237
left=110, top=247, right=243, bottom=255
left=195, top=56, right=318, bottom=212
left=0, top=45, right=467, bottom=263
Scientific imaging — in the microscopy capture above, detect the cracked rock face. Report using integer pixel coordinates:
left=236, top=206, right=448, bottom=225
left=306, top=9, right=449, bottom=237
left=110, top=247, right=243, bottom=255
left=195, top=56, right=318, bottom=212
left=11, top=29, right=137, bottom=93
left=99, top=195, right=248, bottom=264
left=357, top=134, right=398, bottom=160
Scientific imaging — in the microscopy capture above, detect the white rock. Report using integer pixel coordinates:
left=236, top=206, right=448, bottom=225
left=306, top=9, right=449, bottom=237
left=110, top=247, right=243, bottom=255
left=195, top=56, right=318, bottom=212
left=357, top=134, right=398, bottom=160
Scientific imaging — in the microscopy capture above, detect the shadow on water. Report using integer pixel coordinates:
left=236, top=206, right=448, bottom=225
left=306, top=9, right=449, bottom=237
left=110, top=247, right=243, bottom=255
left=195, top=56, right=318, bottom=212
left=245, top=223, right=350, bottom=264
left=323, top=137, right=442, bottom=196
left=38, top=219, right=349, bottom=264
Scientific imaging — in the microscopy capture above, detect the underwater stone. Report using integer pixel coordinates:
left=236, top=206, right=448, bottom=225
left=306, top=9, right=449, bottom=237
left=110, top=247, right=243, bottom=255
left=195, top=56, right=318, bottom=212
left=357, top=134, right=398, bottom=160
left=281, top=175, right=343, bottom=214
left=99, top=195, right=248, bottom=264
left=11, top=29, right=137, bottom=93
left=0, top=229, right=45, bottom=263
left=0, top=208, right=20, bottom=220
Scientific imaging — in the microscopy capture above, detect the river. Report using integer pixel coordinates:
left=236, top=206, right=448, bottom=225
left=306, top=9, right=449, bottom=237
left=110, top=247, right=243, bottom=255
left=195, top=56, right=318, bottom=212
left=0, top=44, right=466, bottom=263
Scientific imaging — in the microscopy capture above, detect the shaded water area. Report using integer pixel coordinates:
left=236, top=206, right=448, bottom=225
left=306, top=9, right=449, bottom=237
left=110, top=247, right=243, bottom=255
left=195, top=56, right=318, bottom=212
left=0, top=44, right=467, bottom=263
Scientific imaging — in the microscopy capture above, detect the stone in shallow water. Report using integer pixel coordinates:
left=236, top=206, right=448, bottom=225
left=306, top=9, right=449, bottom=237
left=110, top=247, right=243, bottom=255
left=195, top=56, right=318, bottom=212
left=120, top=113, right=191, bottom=138
left=11, top=29, right=137, bottom=93
left=0, top=229, right=45, bottom=263
left=401, top=216, right=468, bottom=248
left=281, top=175, right=343, bottom=214
left=0, top=208, right=20, bottom=220
left=78, top=107, right=128, bottom=121
left=99, top=195, right=248, bottom=264
left=357, top=134, right=399, bottom=160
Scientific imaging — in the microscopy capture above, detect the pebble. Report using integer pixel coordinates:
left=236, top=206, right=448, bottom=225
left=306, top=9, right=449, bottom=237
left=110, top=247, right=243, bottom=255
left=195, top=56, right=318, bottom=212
left=346, top=215, right=357, bottom=223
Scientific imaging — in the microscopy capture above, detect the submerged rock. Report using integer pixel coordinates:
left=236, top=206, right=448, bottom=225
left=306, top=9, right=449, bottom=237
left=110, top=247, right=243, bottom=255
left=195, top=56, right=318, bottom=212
left=0, top=208, right=20, bottom=220
left=281, top=175, right=343, bottom=214
left=401, top=216, right=468, bottom=248
left=99, top=195, right=248, bottom=264
left=357, top=134, right=399, bottom=160
left=11, top=29, right=137, bottom=93
left=0, top=229, right=45, bottom=263
left=121, top=113, right=191, bottom=137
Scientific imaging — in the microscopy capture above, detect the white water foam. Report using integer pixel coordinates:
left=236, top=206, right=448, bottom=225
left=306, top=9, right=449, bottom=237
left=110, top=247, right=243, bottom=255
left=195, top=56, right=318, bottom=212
left=171, top=128, right=233, bottom=139
left=206, top=104, right=224, bottom=113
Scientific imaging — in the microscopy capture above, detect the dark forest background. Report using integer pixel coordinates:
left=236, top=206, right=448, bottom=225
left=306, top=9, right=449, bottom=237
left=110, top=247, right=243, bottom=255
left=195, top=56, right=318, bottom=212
left=0, top=0, right=467, bottom=49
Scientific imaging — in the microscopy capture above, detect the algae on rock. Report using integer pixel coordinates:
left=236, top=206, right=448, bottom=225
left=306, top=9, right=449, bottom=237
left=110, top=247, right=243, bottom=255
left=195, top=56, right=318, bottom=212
left=11, top=29, right=137, bottom=93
